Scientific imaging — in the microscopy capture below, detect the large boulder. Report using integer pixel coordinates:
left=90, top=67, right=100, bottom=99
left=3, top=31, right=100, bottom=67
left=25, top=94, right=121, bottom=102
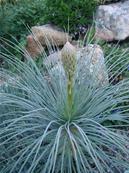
left=31, top=24, right=71, bottom=46
left=77, top=44, right=109, bottom=87
left=46, top=44, right=109, bottom=87
left=25, top=24, right=71, bottom=58
left=95, top=0, right=129, bottom=41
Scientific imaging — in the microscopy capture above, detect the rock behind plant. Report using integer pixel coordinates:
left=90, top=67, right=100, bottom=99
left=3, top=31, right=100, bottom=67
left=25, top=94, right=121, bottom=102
left=47, top=44, right=109, bottom=88
left=25, top=24, right=71, bottom=58
left=96, top=0, right=129, bottom=41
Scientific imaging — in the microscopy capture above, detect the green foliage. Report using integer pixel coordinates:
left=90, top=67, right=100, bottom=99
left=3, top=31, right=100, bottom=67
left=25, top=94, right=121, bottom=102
left=0, top=0, right=19, bottom=5
left=0, top=0, right=99, bottom=43
left=43, top=0, right=98, bottom=32
left=0, top=0, right=46, bottom=62
left=0, top=0, right=45, bottom=39
left=0, top=38, right=129, bottom=172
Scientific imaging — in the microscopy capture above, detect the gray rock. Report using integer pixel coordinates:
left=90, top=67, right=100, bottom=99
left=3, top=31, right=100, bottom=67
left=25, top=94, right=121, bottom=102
left=48, top=44, right=109, bottom=87
left=76, top=44, right=109, bottom=87
left=44, top=51, right=61, bottom=67
left=0, top=79, right=5, bottom=86
left=95, top=0, right=129, bottom=41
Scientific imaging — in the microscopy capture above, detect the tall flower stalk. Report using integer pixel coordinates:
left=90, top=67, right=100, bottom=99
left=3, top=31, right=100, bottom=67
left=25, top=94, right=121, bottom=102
left=61, top=42, right=76, bottom=119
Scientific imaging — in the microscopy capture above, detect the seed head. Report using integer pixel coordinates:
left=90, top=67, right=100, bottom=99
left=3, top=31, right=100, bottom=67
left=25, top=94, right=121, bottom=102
left=61, top=42, right=77, bottom=79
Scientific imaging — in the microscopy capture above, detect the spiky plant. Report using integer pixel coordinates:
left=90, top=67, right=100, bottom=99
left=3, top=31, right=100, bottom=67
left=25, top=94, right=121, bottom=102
left=0, top=36, right=129, bottom=173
